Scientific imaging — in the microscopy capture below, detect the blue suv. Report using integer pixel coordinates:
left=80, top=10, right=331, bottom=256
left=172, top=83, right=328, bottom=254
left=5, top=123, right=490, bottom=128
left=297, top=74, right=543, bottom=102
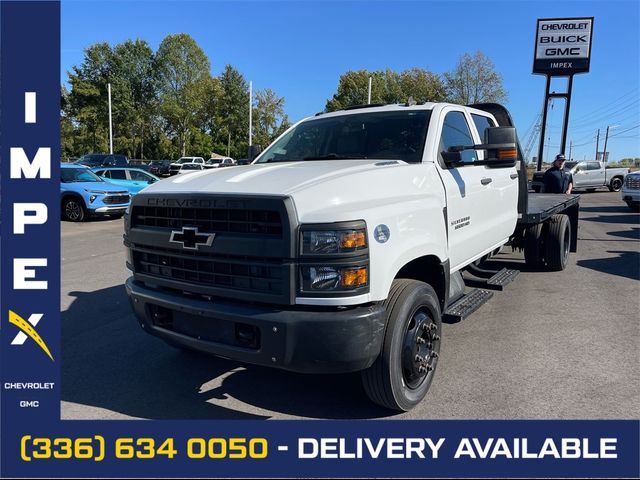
left=60, top=164, right=131, bottom=222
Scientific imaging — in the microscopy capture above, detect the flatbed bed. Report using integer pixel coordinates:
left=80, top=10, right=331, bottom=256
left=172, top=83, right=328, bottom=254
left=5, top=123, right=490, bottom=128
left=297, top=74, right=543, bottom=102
left=519, top=193, right=580, bottom=224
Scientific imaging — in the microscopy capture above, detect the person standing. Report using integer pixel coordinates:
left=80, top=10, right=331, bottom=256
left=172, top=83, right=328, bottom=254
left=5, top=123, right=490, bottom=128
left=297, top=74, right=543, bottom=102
left=542, top=154, right=573, bottom=194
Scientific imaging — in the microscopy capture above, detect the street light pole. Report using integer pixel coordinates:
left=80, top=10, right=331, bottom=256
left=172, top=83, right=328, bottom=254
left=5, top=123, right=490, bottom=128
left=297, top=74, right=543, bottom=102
left=594, top=128, right=600, bottom=160
left=108, top=83, right=113, bottom=154
left=249, top=81, right=252, bottom=147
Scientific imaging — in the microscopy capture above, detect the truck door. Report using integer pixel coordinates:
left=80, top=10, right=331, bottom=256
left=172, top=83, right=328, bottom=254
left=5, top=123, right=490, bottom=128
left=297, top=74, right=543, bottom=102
left=587, top=161, right=605, bottom=186
left=435, top=109, right=503, bottom=271
left=572, top=162, right=588, bottom=187
left=470, top=112, right=519, bottom=249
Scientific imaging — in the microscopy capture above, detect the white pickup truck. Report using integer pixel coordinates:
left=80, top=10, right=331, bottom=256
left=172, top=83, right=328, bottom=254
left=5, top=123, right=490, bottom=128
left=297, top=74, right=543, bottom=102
left=124, top=102, right=580, bottom=411
left=531, top=160, right=628, bottom=193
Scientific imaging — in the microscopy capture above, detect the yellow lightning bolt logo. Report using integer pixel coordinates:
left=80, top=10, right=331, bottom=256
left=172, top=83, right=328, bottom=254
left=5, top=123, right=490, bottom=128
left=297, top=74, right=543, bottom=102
left=8, top=310, right=54, bottom=362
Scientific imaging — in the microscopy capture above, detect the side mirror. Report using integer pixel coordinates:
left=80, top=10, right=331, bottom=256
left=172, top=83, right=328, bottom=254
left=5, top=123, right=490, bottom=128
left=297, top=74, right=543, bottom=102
left=248, top=144, right=263, bottom=162
left=444, top=127, right=518, bottom=168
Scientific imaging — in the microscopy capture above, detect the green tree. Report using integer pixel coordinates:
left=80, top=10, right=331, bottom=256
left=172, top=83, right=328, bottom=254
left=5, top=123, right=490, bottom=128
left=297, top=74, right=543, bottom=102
left=110, top=39, right=157, bottom=159
left=216, top=65, right=250, bottom=158
left=252, top=88, right=290, bottom=148
left=65, top=42, right=113, bottom=154
left=155, top=33, right=211, bottom=157
left=444, top=51, right=507, bottom=105
left=325, top=68, right=446, bottom=111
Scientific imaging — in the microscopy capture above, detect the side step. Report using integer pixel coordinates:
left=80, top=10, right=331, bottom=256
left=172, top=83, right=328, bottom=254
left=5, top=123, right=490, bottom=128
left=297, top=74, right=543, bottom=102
left=464, top=267, right=520, bottom=291
left=443, top=288, right=493, bottom=323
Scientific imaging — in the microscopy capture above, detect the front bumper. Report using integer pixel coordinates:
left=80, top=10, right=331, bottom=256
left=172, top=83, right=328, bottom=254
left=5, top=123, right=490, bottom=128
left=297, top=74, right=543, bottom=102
left=621, top=189, right=640, bottom=204
left=126, top=277, right=386, bottom=373
left=92, top=205, right=128, bottom=214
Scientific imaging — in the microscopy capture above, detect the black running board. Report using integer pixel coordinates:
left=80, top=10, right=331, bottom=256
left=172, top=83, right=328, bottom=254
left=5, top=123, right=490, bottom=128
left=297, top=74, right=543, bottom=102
left=443, top=288, right=493, bottom=323
left=464, top=268, right=520, bottom=291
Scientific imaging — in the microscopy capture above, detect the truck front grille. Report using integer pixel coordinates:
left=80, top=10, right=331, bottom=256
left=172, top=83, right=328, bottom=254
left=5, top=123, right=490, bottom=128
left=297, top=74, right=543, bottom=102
left=134, top=248, right=284, bottom=296
left=625, top=175, right=640, bottom=189
left=127, top=194, right=294, bottom=304
left=131, top=206, right=282, bottom=236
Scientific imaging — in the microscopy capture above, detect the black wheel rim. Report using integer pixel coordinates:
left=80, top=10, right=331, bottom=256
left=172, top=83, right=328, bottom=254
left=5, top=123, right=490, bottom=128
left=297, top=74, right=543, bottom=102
left=401, top=307, right=440, bottom=390
left=66, top=201, right=81, bottom=220
left=613, top=179, right=622, bottom=191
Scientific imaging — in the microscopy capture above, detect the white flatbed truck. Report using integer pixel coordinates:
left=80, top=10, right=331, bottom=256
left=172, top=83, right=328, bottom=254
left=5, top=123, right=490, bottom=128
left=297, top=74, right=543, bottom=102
left=124, top=102, right=579, bottom=411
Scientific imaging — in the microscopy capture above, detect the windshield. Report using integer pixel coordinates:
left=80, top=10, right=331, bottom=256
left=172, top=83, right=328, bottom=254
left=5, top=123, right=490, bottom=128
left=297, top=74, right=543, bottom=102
left=257, top=110, right=431, bottom=164
left=61, top=167, right=104, bottom=183
left=566, top=161, right=579, bottom=169
left=177, top=157, right=198, bottom=164
left=182, top=164, right=200, bottom=170
left=207, top=159, right=222, bottom=164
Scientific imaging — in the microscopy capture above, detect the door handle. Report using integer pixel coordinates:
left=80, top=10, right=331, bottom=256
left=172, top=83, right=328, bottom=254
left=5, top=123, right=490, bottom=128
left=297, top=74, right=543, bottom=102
left=481, top=178, right=493, bottom=185
left=510, top=173, right=519, bottom=179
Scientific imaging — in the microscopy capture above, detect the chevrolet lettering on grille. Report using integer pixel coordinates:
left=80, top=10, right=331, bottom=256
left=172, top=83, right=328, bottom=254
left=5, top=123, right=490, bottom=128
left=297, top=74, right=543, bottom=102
left=169, top=226, right=216, bottom=250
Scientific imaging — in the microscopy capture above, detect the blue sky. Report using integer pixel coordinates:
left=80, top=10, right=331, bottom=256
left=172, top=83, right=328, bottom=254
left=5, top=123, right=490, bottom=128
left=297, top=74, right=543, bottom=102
left=62, top=0, right=639, bottom=162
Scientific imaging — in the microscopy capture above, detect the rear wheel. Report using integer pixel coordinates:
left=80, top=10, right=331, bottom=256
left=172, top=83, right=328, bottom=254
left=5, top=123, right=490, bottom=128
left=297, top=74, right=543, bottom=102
left=524, top=223, right=545, bottom=269
left=361, top=279, right=442, bottom=411
left=544, top=214, right=571, bottom=271
left=63, top=197, right=87, bottom=222
left=609, top=177, right=623, bottom=192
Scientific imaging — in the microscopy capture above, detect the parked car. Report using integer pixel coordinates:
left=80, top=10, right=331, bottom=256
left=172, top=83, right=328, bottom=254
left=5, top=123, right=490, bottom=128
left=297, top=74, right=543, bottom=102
left=75, top=153, right=130, bottom=168
left=531, top=161, right=628, bottom=192
left=622, top=171, right=640, bottom=211
left=176, top=163, right=205, bottom=174
left=148, top=160, right=171, bottom=177
left=60, top=164, right=130, bottom=222
left=91, top=167, right=160, bottom=196
left=235, top=158, right=251, bottom=166
left=169, top=157, right=205, bottom=175
left=205, top=157, right=236, bottom=169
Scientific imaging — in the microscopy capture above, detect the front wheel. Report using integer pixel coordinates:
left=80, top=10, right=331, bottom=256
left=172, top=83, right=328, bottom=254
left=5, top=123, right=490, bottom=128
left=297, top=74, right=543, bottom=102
left=609, top=177, right=623, bottom=192
left=361, top=279, right=442, bottom=411
left=63, top=197, right=87, bottom=222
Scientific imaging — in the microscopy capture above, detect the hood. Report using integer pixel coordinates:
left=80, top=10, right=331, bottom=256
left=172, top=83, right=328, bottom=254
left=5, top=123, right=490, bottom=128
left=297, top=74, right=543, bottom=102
left=141, top=160, right=405, bottom=196
left=137, top=159, right=442, bottom=223
left=70, top=181, right=128, bottom=194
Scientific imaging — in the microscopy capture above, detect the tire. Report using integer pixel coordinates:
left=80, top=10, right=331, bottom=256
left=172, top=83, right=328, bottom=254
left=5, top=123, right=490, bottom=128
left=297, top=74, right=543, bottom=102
left=62, top=197, right=87, bottom=222
left=544, top=214, right=571, bottom=271
left=626, top=202, right=640, bottom=212
left=524, top=223, right=545, bottom=269
left=609, top=177, right=623, bottom=192
left=361, top=279, right=442, bottom=411
left=532, top=186, right=541, bottom=193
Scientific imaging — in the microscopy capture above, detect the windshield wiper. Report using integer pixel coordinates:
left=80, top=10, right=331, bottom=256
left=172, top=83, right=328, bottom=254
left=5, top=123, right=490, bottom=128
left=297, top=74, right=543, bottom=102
left=303, top=154, right=367, bottom=161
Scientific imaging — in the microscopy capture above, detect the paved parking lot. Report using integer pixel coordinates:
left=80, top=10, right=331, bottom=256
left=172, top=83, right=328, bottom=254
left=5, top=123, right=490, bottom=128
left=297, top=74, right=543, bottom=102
left=61, top=191, right=639, bottom=420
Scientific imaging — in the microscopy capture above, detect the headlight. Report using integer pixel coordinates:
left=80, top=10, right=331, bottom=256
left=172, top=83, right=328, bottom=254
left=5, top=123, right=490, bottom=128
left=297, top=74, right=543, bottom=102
left=301, top=227, right=367, bottom=255
left=301, top=265, right=368, bottom=292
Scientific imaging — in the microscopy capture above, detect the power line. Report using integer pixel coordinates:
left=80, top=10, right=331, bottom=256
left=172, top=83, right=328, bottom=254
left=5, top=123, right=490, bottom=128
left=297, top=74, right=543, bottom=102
left=567, top=87, right=639, bottom=124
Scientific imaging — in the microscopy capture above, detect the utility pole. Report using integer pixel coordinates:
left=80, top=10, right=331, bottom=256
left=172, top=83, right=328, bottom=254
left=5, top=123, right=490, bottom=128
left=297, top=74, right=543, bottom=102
left=367, top=77, right=372, bottom=104
left=108, top=83, right=113, bottom=154
left=594, top=128, right=600, bottom=160
left=602, top=125, right=620, bottom=163
left=568, top=140, right=573, bottom=160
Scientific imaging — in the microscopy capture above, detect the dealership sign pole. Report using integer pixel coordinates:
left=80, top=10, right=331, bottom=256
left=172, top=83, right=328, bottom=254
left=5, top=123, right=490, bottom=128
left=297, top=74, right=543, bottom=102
left=533, top=17, right=594, bottom=170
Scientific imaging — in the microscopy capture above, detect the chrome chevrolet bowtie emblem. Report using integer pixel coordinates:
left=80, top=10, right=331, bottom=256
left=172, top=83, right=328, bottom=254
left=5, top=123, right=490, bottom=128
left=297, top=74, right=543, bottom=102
left=169, top=226, right=215, bottom=250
